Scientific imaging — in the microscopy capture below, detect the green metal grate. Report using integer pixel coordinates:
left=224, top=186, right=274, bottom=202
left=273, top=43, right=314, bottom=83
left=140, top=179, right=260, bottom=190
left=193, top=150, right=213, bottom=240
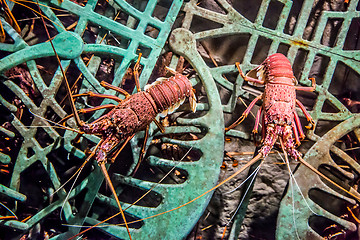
left=175, top=0, right=360, bottom=239
left=0, top=0, right=225, bottom=239
left=1, top=0, right=360, bottom=239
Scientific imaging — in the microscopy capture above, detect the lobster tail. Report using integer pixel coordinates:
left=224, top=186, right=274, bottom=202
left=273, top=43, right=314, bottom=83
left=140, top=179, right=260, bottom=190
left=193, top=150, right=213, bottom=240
left=145, top=74, right=196, bottom=117
left=246, top=53, right=297, bottom=86
left=265, top=53, right=295, bottom=80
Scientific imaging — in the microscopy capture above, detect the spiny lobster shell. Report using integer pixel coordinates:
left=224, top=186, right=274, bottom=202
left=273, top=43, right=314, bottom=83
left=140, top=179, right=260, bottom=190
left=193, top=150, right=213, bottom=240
left=264, top=83, right=296, bottom=126
left=82, top=74, right=196, bottom=163
left=262, top=53, right=295, bottom=81
left=145, top=73, right=196, bottom=116
left=247, top=53, right=297, bottom=86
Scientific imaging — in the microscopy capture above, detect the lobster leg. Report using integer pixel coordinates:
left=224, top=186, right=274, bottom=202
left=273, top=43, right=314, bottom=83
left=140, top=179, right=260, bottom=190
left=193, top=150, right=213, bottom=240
left=108, top=134, right=135, bottom=163
left=132, top=125, right=150, bottom=176
left=0, top=21, right=4, bottom=43
left=79, top=104, right=116, bottom=114
left=235, top=62, right=265, bottom=85
left=101, top=81, right=131, bottom=98
left=72, top=91, right=123, bottom=102
left=99, top=163, right=132, bottom=239
left=59, top=104, right=116, bottom=125
left=133, top=53, right=142, bottom=93
left=226, top=94, right=263, bottom=131
left=153, top=119, right=165, bottom=133
left=60, top=89, right=123, bottom=125
left=252, top=106, right=262, bottom=134
left=295, top=78, right=316, bottom=92
left=293, top=111, right=305, bottom=140
left=291, top=122, right=301, bottom=147
left=296, top=99, right=315, bottom=130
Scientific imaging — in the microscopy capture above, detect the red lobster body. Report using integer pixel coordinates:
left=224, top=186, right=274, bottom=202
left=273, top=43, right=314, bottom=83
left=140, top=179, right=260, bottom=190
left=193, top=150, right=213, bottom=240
left=80, top=74, right=196, bottom=164
left=262, top=54, right=296, bottom=126
left=230, top=53, right=315, bottom=159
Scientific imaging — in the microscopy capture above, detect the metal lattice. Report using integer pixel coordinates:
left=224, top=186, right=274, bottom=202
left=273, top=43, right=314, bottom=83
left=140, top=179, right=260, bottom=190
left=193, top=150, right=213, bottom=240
left=0, top=0, right=225, bottom=239
left=1, top=0, right=360, bottom=239
left=174, top=0, right=360, bottom=239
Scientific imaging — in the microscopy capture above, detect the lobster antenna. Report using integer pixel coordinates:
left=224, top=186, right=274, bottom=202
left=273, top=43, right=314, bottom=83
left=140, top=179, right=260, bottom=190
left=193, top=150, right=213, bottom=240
left=224, top=160, right=263, bottom=228
left=278, top=140, right=302, bottom=240
left=0, top=202, right=18, bottom=220
left=59, top=10, right=123, bottom=106
left=32, top=0, right=98, bottom=224
left=116, top=154, right=263, bottom=225
left=108, top=135, right=359, bottom=232
left=67, top=153, right=263, bottom=239
left=297, top=154, right=360, bottom=202
left=59, top=140, right=102, bottom=220
left=66, top=147, right=194, bottom=238
left=1, top=0, right=20, bottom=33
left=51, top=152, right=93, bottom=197
left=276, top=149, right=316, bottom=215
left=59, top=161, right=85, bottom=221
left=27, top=109, right=83, bottom=134
left=220, top=163, right=261, bottom=239
left=94, top=136, right=134, bottom=240
left=224, top=163, right=262, bottom=194
left=98, top=162, right=132, bottom=239
left=34, top=0, right=83, bottom=128
left=12, top=0, right=68, bottom=12
left=289, top=170, right=301, bottom=240
left=10, top=0, right=66, bottom=31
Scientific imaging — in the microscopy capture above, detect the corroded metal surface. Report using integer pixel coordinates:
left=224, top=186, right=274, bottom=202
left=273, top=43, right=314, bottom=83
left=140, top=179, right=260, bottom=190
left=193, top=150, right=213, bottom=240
left=175, top=0, right=360, bottom=239
left=278, top=115, right=360, bottom=239
left=0, top=0, right=224, bottom=239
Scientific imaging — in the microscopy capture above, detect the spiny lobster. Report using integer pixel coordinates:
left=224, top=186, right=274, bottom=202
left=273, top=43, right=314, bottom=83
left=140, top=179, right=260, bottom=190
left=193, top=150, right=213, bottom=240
left=76, top=71, right=197, bottom=166
left=226, top=53, right=316, bottom=160
left=221, top=53, right=360, bottom=233
left=219, top=53, right=360, bottom=238
left=69, top=54, right=360, bottom=240
left=62, top=59, right=197, bottom=239
left=0, top=2, right=198, bottom=238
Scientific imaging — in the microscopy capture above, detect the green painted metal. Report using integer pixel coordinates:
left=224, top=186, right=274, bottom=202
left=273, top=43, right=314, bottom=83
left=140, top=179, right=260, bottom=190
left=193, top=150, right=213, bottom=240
left=2, top=0, right=359, bottom=238
left=277, top=115, right=360, bottom=239
left=176, top=0, right=360, bottom=239
left=180, top=0, right=360, bottom=139
left=0, top=0, right=225, bottom=239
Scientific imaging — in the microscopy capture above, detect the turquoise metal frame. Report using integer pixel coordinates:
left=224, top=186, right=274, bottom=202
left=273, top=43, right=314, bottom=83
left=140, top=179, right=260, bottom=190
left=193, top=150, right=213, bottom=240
left=0, top=0, right=225, bottom=239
